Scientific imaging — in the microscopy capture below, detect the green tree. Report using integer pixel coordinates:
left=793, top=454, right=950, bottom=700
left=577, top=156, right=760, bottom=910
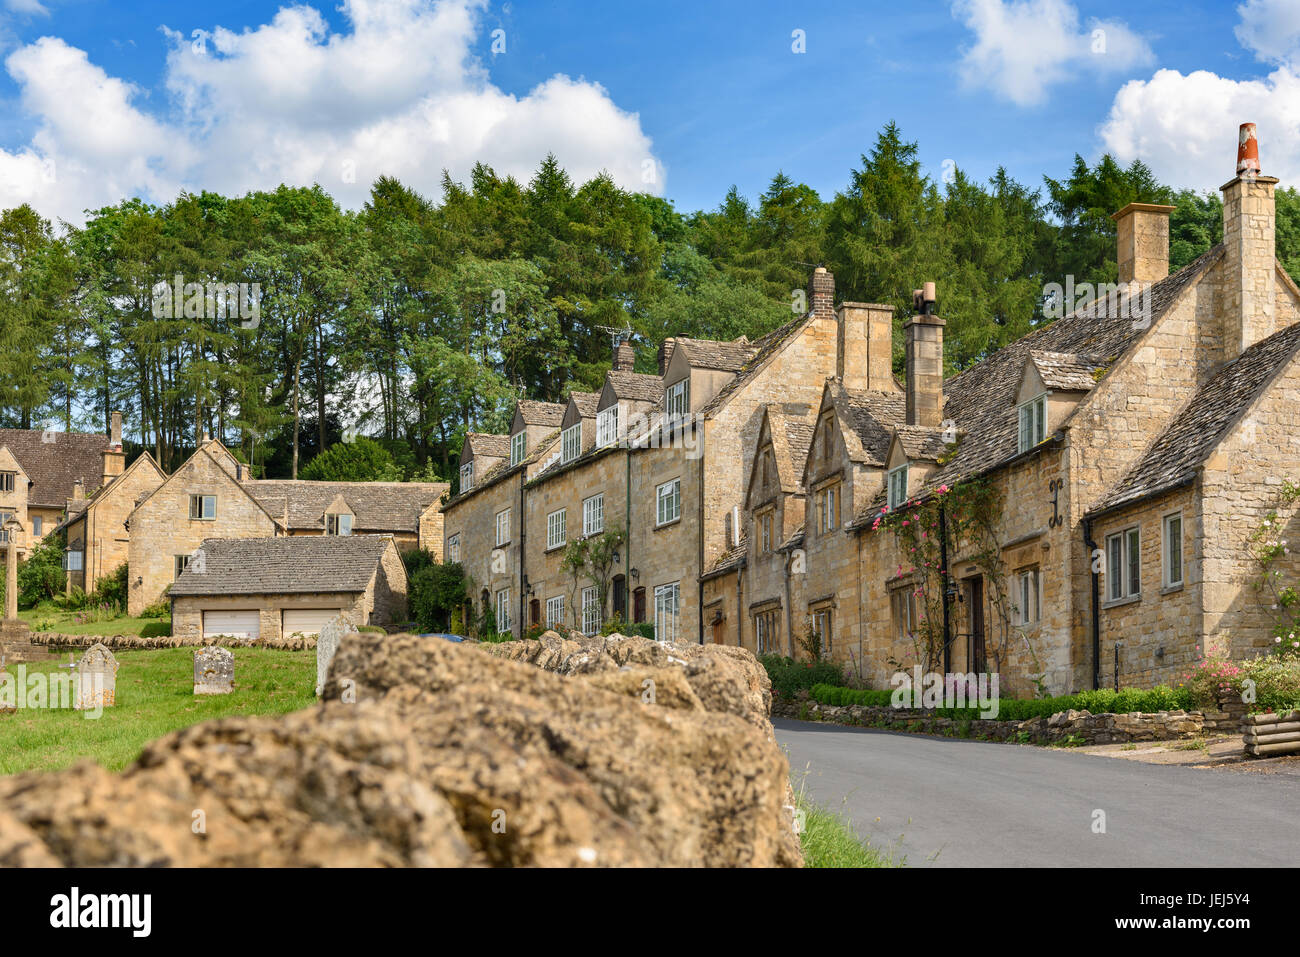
left=300, top=436, right=402, bottom=482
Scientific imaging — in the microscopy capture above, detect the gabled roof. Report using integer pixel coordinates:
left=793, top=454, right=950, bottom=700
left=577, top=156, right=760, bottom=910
left=754, top=406, right=817, bottom=497
left=700, top=310, right=816, bottom=418
left=700, top=537, right=747, bottom=581
left=784, top=419, right=816, bottom=488
left=169, top=535, right=398, bottom=596
left=515, top=400, right=565, bottom=428
left=604, top=370, right=664, bottom=403
left=671, top=336, right=758, bottom=373
left=1028, top=350, right=1109, bottom=392
left=245, top=480, right=446, bottom=532
left=445, top=430, right=561, bottom=507
left=568, top=391, right=601, bottom=418
left=1088, top=321, right=1300, bottom=516
left=0, top=429, right=109, bottom=507
left=893, top=425, right=952, bottom=463
left=52, top=451, right=165, bottom=535
left=464, top=432, right=511, bottom=460
left=837, top=387, right=906, bottom=467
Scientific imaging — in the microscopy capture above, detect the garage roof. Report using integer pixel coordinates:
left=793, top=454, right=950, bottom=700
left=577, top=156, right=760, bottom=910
left=169, top=535, right=394, bottom=596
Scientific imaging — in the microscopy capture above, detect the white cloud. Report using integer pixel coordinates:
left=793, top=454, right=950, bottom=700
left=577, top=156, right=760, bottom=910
left=4, top=0, right=50, bottom=16
left=0, top=0, right=662, bottom=224
left=952, top=0, right=1154, bottom=107
left=1098, top=67, right=1300, bottom=190
left=1235, top=0, right=1300, bottom=69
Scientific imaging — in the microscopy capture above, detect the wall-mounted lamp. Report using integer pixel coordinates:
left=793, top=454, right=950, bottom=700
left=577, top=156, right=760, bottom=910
left=630, top=567, right=639, bottom=580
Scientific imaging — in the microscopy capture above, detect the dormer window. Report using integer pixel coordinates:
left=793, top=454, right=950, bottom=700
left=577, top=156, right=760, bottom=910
left=0, top=472, right=14, bottom=493
left=510, top=432, right=525, bottom=467
left=326, top=513, right=353, bottom=536
left=596, top=406, right=620, bottom=447
left=666, top=379, right=689, bottom=420
left=1017, top=394, right=1047, bottom=453
left=887, top=465, right=909, bottom=509
left=460, top=462, right=473, bottom=492
left=562, top=423, right=581, bottom=463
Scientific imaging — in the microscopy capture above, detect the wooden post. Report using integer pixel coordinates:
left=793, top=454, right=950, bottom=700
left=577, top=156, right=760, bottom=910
left=3, top=519, right=19, bottom=621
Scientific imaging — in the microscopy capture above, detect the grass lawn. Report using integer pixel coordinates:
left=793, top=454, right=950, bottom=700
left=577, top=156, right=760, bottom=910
left=0, top=647, right=316, bottom=775
left=19, top=602, right=171, bottom=637
left=796, top=793, right=898, bottom=868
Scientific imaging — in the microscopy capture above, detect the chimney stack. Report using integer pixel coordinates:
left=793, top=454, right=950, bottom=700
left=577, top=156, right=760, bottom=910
left=613, top=339, right=636, bottom=372
left=904, top=284, right=945, bottom=428
left=101, top=410, right=125, bottom=486
left=658, top=337, right=677, bottom=376
left=808, top=266, right=835, bottom=321
left=1111, top=202, right=1175, bottom=285
left=837, top=302, right=898, bottom=393
left=1221, top=122, right=1279, bottom=359
left=73, top=478, right=84, bottom=502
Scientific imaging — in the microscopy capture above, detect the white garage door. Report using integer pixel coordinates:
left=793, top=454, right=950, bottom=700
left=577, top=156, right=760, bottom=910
left=203, top=610, right=260, bottom=641
left=282, top=608, right=347, bottom=638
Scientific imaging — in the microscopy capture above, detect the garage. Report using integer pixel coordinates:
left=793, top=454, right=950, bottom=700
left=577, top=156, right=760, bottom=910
left=282, top=608, right=347, bottom=638
left=202, top=610, right=260, bottom=641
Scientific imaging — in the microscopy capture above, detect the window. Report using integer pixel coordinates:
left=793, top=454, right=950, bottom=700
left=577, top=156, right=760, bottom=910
left=32, top=516, right=42, bottom=537
left=754, top=608, right=780, bottom=654
left=495, top=588, right=512, bottom=634
left=1016, top=567, right=1041, bottom=625
left=547, top=508, right=567, bottom=550
left=562, top=424, right=581, bottom=463
left=892, top=587, right=918, bottom=642
left=654, top=582, right=680, bottom=642
left=175, top=554, right=192, bottom=578
left=63, top=549, right=83, bottom=571
left=1106, top=526, right=1142, bottom=601
left=326, top=513, right=353, bottom=535
left=583, top=494, right=604, bottom=536
left=887, top=465, right=908, bottom=509
left=811, top=607, right=833, bottom=658
left=0, top=472, right=13, bottom=492
left=495, top=508, right=511, bottom=546
left=666, top=378, right=690, bottom=419
left=656, top=478, right=681, bottom=526
left=757, top=510, right=774, bottom=553
left=596, top=406, right=620, bottom=447
left=1163, top=512, right=1184, bottom=587
left=546, top=595, right=565, bottom=629
left=581, top=586, right=601, bottom=635
left=460, top=462, right=473, bottom=492
left=510, top=431, right=525, bottom=467
left=1017, top=394, right=1048, bottom=453
left=817, top=483, right=839, bottom=533
left=189, top=494, right=216, bottom=520
left=447, top=534, right=460, bottom=564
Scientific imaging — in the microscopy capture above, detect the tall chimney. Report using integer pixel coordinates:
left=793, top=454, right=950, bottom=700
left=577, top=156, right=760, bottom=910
left=101, top=410, right=125, bottom=485
left=613, top=339, right=636, bottom=372
left=1222, top=122, right=1278, bottom=359
left=904, top=284, right=945, bottom=428
left=658, top=337, right=677, bottom=376
left=837, top=302, right=898, bottom=393
left=1111, top=202, right=1174, bottom=285
left=808, top=266, right=834, bottom=321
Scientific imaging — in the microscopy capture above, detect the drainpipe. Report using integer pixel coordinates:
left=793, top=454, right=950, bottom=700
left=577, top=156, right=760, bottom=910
left=518, top=471, right=526, bottom=637
left=697, top=418, right=705, bottom=645
left=625, top=447, right=632, bottom=619
left=783, top=549, right=794, bottom=658
left=938, top=503, right=952, bottom=674
left=1083, top=517, right=1100, bottom=690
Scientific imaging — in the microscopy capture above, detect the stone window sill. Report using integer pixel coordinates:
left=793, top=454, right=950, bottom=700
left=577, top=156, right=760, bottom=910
left=654, top=517, right=681, bottom=531
left=1160, top=582, right=1184, bottom=595
left=1102, top=594, right=1142, bottom=610
left=544, top=543, right=565, bottom=554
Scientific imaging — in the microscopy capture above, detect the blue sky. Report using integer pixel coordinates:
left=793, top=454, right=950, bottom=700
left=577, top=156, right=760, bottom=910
left=1, top=0, right=1298, bottom=223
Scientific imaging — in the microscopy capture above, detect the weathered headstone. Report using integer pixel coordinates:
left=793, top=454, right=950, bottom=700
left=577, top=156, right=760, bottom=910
left=193, top=646, right=234, bottom=695
left=74, top=642, right=118, bottom=710
left=316, top=615, right=357, bottom=696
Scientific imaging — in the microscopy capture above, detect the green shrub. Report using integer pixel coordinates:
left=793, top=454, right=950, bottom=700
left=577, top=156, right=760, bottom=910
left=89, top=563, right=128, bottom=609
left=1240, top=655, right=1300, bottom=713
left=16, top=537, right=66, bottom=608
left=140, top=600, right=170, bottom=619
left=807, top=682, right=1192, bottom=720
left=408, top=559, right=468, bottom=632
left=300, top=437, right=402, bottom=482
left=761, top=655, right=844, bottom=698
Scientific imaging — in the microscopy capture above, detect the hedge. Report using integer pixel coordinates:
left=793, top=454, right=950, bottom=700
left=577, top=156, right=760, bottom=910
left=760, top=655, right=844, bottom=698
left=809, top=683, right=1193, bottom=721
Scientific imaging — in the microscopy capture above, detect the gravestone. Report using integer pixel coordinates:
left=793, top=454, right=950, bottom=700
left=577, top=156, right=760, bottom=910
left=316, top=615, right=357, bottom=696
left=193, top=646, right=234, bottom=695
left=74, top=642, right=118, bottom=710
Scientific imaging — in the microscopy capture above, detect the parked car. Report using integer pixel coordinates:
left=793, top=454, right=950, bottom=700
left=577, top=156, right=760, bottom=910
left=418, top=632, right=467, bottom=643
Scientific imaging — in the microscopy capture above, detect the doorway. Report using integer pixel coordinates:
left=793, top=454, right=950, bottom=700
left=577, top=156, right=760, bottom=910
left=965, top=576, right=986, bottom=674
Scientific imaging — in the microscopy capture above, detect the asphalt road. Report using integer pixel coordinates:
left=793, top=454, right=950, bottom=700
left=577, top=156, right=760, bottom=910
left=775, top=718, right=1300, bottom=867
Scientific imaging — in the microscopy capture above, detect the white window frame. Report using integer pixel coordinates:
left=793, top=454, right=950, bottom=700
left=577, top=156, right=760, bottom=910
left=1105, top=526, right=1142, bottom=602
left=656, top=478, right=681, bottom=526
left=1017, top=393, right=1048, bottom=454
left=460, top=462, right=473, bottom=492
left=175, top=553, right=192, bottom=579
left=1163, top=512, right=1184, bottom=588
left=1016, top=567, right=1041, bottom=625
left=583, top=494, right=605, bottom=537
left=562, top=423, right=581, bottom=463
left=581, top=585, right=601, bottom=636
left=63, top=549, right=83, bottom=571
left=547, top=508, right=567, bottom=550
left=666, top=378, right=690, bottom=419
left=189, top=494, right=217, bottom=520
left=495, top=508, right=511, bottom=547
left=326, top=513, right=353, bottom=536
left=818, top=483, right=838, bottom=533
left=546, top=595, right=565, bottom=629
left=596, top=405, right=620, bottom=447
left=887, top=465, right=908, bottom=509
left=32, top=516, right=42, bottom=537
left=757, top=509, right=774, bottom=553
left=654, top=582, right=680, bottom=643
left=447, top=534, right=460, bottom=564
left=495, top=588, right=512, bottom=634
left=510, top=431, right=526, bottom=467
